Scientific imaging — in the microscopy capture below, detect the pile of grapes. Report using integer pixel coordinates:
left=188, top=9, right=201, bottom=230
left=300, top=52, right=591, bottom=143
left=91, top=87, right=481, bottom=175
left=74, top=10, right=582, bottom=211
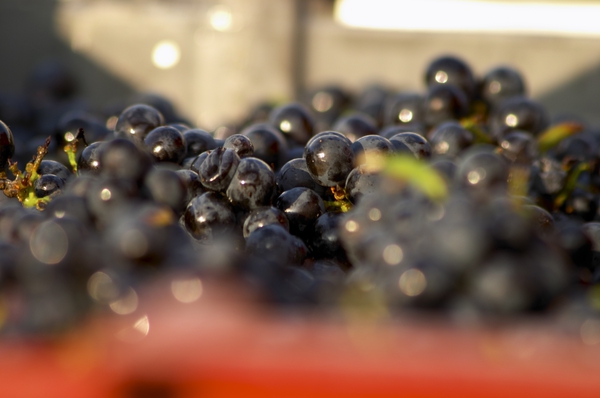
left=0, top=56, right=598, bottom=335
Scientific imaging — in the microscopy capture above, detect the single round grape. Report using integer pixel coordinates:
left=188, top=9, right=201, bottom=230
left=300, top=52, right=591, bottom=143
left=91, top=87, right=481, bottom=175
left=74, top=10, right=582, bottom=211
left=143, top=168, right=188, bottom=215
left=223, top=134, right=254, bottom=158
left=345, top=165, right=381, bottom=204
left=480, top=66, right=526, bottom=110
left=351, top=135, right=394, bottom=167
left=144, top=126, right=186, bottom=164
left=332, top=113, right=378, bottom=142
left=241, top=123, right=288, bottom=170
left=34, top=174, right=65, bottom=198
left=226, top=157, right=276, bottom=211
left=269, top=102, right=315, bottom=146
left=489, top=96, right=549, bottom=139
left=353, top=84, right=389, bottom=127
left=429, top=121, right=474, bottom=158
left=389, top=132, right=431, bottom=159
left=245, top=224, right=307, bottom=267
left=77, top=141, right=103, bottom=175
left=242, top=206, right=290, bottom=238
left=0, top=120, right=15, bottom=174
left=304, top=132, right=355, bottom=187
left=99, top=138, right=152, bottom=182
left=423, top=84, right=470, bottom=128
left=275, top=158, right=328, bottom=197
left=309, top=212, right=345, bottom=260
left=275, top=187, right=325, bottom=238
left=184, top=192, right=236, bottom=241
left=383, top=92, right=425, bottom=127
left=425, top=55, right=476, bottom=100
left=183, top=129, right=216, bottom=158
left=114, top=104, right=164, bottom=145
left=379, top=123, right=427, bottom=139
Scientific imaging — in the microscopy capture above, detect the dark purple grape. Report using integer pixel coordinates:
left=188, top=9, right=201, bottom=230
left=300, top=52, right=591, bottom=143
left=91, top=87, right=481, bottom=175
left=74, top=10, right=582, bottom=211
left=498, top=131, right=537, bottom=164
left=245, top=224, right=307, bottom=267
left=241, top=123, right=288, bottom=170
left=383, top=92, right=425, bottom=127
left=37, top=160, right=72, bottom=183
left=351, top=135, right=394, bottom=166
left=184, top=192, right=236, bottom=241
left=489, top=96, right=549, bottom=139
left=389, top=132, right=431, bottom=159
left=480, top=66, right=526, bottom=110
left=114, top=104, right=164, bottom=145
left=144, top=126, right=186, bottom=164
left=304, top=132, right=355, bottom=187
left=56, top=110, right=109, bottom=146
left=379, top=123, right=427, bottom=139
left=44, top=194, right=93, bottom=226
left=353, top=84, right=389, bottom=127
left=423, top=85, right=470, bottom=128
left=456, top=152, right=509, bottom=198
left=275, top=187, right=325, bottom=238
left=275, top=158, right=328, bottom=197
left=242, top=206, right=290, bottom=238
left=226, top=157, right=276, bottom=210
left=309, top=212, right=345, bottom=260
left=86, top=177, right=140, bottom=225
left=34, top=174, right=65, bottom=198
left=129, top=93, right=180, bottom=124
left=183, top=129, right=216, bottom=158
left=345, top=165, right=381, bottom=204
left=169, top=123, right=191, bottom=133
left=425, top=55, right=476, bottom=100
left=0, top=120, right=15, bottom=174
left=307, top=85, right=351, bottom=131
left=77, top=141, right=103, bottom=175
left=175, top=169, right=206, bottom=203
left=332, top=113, right=378, bottom=142
left=198, top=147, right=240, bottom=192
left=223, top=134, right=254, bottom=158
left=429, top=121, right=474, bottom=158
left=143, top=168, right=188, bottom=214
left=269, top=102, right=315, bottom=146
left=99, top=138, right=152, bottom=182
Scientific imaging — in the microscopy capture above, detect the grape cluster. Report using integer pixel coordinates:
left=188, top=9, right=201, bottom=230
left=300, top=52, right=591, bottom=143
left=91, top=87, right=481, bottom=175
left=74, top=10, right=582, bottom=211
left=0, top=56, right=598, bottom=335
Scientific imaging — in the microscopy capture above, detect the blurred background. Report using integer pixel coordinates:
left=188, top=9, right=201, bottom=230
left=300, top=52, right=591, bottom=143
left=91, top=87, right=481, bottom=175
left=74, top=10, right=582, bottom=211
left=2, top=0, right=600, bottom=130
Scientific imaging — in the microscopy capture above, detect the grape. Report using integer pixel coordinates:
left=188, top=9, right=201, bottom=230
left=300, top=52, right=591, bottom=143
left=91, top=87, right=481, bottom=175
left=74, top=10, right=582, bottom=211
left=226, top=157, right=276, bottom=211
left=114, top=104, right=164, bottom=145
left=268, top=102, right=315, bottom=146
left=144, top=126, right=186, bottom=164
left=275, top=187, right=325, bottom=238
left=0, top=120, right=15, bottom=174
left=184, top=192, right=236, bottom=241
left=198, top=147, right=240, bottom=192
left=304, top=132, right=355, bottom=187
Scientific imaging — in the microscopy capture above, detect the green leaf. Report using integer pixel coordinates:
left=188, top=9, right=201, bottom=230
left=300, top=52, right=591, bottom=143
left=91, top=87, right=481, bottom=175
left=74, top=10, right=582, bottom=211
left=378, top=155, right=448, bottom=201
left=537, top=122, right=584, bottom=153
left=554, top=161, right=589, bottom=209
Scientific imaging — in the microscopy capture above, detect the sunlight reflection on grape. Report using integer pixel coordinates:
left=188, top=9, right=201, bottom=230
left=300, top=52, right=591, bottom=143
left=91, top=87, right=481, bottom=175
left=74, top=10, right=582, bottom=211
left=171, top=278, right=203, bottom=304
left=399, top=269, right=427, bottom=296
left=29, top=221, right=68, bottom=265
left=116, top=315, right=150, bottom=343
left=109, top=288, right=139, bottom=315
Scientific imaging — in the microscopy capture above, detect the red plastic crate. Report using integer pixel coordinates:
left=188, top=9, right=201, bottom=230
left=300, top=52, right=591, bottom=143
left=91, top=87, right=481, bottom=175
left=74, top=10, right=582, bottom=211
left=1, top=278, right=599, bottom=398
